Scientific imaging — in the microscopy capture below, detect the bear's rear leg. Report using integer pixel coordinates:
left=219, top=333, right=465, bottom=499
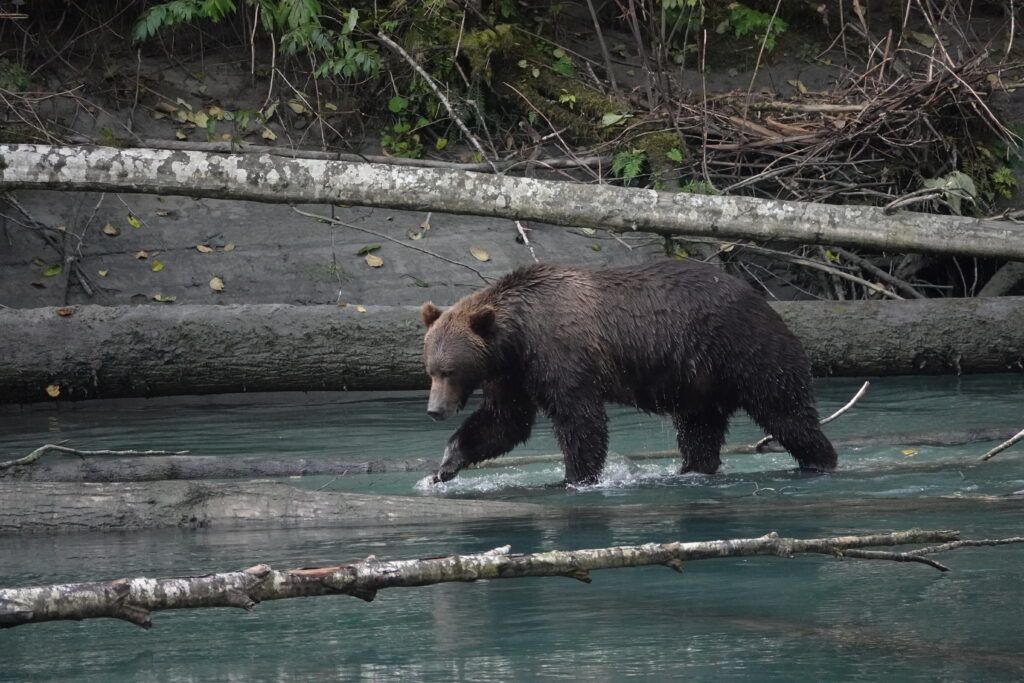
left=674, top=407, right=731, bottom=475
left=749, top=405, right=837, bottom=472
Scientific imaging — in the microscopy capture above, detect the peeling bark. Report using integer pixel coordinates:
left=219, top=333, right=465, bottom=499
left=2, top=428, right=1017, bottom=483
left=1, top=530, right=995, bottom=629
left=2, top=144, right=1023, bottom=259
left=1, top=297, right=1022, bottom=403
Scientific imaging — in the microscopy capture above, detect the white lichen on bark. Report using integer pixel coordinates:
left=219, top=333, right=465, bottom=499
left=6, top=529, right=1018, bottom=630
left=2, top=144, right=1022, bottom=259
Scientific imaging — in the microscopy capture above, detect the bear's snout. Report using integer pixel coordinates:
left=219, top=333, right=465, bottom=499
left=427, top=407, right=447, bottom=421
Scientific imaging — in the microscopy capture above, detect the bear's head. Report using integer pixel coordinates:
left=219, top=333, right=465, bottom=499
left=420, top=300, right=496, bottom=421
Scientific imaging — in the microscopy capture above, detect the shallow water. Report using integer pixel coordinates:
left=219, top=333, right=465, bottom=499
left=1, top=375, right=1023, bottom=682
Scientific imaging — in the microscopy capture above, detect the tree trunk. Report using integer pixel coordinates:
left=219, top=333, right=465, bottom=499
left=1, top=298, right=1022, bottom=403
left=2, top=428, right=1016, bottom=483
left=2, top=144, right=1023, bottom=259
left=9, top=529, right=1003, bottom=629
left=0, top=480, right=549, bottom=534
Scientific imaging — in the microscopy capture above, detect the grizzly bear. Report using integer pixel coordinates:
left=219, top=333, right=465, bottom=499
left=420, top=260, right=837, bottom=486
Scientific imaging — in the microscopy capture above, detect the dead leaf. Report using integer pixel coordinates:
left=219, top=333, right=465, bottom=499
left=355, top=305, right=367, bottom=313
left=152, top=293, right=176, bottom=303
left=30, top=282, right=46, bottom=289
left=208, top=105, right=225, bottom=119
left=127, top=214, right=141, bottom=229
left=45, top=384, right=61, bottom=398
left=787, top=79, right=808, bottom=94
left=209, top=276, right=225, bottom=292
left=470, top=247, right=490, bottom=262
left=261, top=127, right=277, bottom=141
left=222, top=243, right=235, bottom=252
left=365, top=253, right=384, bottom=268
left=135, top=250, right=149, bottom=260
left=155, top=210, right=171, bottom=217
left=98, top=269, right=109, bottom=277
left=175, top=130, right=188, bottom=140
left=154, top=101, right=177, bottom=114
left=55, top=307, right=76, bottom=317
left=324, top=102, right=337, bottom=111
left=196, top=244, right=213, bottom=253
left=151, top=260, right=165, bottom=272
left=901, top=448, right=918, bottom=457
left=287, top=99, right=306, bottom=114
left=101, top=223, right=120, bottom=236
left=176, top=110, right=189, bottom=123
left=192, top=111, right=209, bottom=128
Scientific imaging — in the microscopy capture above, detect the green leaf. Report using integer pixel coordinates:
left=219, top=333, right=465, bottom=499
left=42, top=264, right=62, bottom=277
left=666, top=147, right=684, bottom=162
left=435, top=137, right=448, bottom=151
left=388, top=96, right=408, bottom=114
left=600, top=112, right=631, bottom=127
left=356, top=243, right=381, bottom=255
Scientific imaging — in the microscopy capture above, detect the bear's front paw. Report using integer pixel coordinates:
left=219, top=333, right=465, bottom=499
left=433, top=442, right=466, bottom=483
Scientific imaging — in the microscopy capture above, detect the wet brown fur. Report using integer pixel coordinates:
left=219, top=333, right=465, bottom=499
left=421, top=260, right=837, bottom=485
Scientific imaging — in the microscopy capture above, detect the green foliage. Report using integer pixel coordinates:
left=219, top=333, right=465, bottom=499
left=922, top=171, right=978, bottom=215
left=611, top=149, right=647, bottom=185
left=0, top=58, right=29, bottom=91
left=380, top=117, right=427, bottom=158
left=991, top=166, right=1018, bottom=199
left=679, top=179, right=717, bottom=195
left=134, top=1, right=378, bottom=80
left=666, top=147, right=684, bottom=163
left=728, top=3, right=788, bottom=52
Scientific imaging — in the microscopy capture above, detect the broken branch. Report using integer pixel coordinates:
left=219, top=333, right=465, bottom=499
left=6, top=529, right=1014, bottom=629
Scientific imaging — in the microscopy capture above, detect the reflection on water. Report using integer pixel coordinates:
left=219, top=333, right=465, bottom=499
left=1, top=375, right=1023, bottom=681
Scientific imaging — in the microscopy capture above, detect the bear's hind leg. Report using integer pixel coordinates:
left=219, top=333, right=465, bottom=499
left=674, top=406, right=731, bottom=475
left=748, top=405, right=837, bottom=472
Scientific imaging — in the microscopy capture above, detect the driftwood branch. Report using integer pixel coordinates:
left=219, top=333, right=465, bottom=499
left=3, top=297, right=1023, bottom=403
left=0, top=444, right=187, bottom=471
left=3, top=144, right=1024, bottom=259
left=7, top=529, right=1019, bottom=629
left=979, top=427, right=1024, bottom=462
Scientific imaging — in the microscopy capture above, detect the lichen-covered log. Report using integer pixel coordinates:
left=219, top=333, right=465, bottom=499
left=2, top=428, right=1017, bottom=482
left=1, top=297, right=1022, bottom=403
left=2, top=144, right=1023, bottom=259
left=6, top=529, right=1004, bottom=629
left=0, top=481, right=550, bottom=534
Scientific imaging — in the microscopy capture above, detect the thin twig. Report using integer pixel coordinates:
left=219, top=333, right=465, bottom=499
left=832, top=247, right=926, bottom=299
left=0, top=444, right=189, bottom=471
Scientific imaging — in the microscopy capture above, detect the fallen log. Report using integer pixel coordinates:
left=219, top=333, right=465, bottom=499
left=4, top=529, right=1023, bottom=629
left=2, top=480, right=1021, bottom=535
left=0, top=481, right=550, bottom=534
left=2, top=144, right=1023, bottom=259
left=2, top=297, right=1023, bottom=403
left=2, top=427, right=1017, bottom=482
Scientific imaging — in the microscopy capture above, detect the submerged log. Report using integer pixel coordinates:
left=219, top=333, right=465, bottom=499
left=0, top=481, right=550, bottom=534
left=2, top=144, right=1023, bottom=259
left=2, top=428, right=1017, bottom=483
left=5, top=529, right=1024, bottom=629
left=2, top=480, right=1022, bottom=535
left=2, top=297, right=1023, bottom=403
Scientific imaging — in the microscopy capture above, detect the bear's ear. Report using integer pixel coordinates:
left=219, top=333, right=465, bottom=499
left=469, top=306, right=496, bottom=338
left=420, top=302, right=442, bottom=328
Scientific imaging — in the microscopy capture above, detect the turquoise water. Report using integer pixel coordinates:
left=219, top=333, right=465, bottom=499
left=1, top=376, right=1023, bottom=681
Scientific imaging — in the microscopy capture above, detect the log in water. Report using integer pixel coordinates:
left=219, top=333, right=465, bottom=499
left=2, top=297, right=1023, bottom=403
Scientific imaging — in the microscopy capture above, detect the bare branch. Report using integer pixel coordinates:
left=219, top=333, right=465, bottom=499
left=752, top=381, right=870, bottom=451
left=6, top=529, right=1011, bottom=629
left=978, top=427, right=1024, bottom=462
